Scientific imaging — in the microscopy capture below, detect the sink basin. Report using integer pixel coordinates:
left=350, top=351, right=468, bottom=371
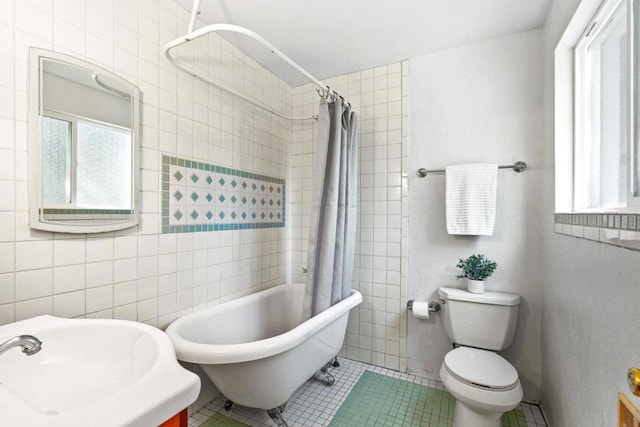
left=0, top=315, right=200, bottom=426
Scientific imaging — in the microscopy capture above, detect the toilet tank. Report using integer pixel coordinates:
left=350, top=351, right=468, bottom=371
left=438, top=287, right=520, bottom=351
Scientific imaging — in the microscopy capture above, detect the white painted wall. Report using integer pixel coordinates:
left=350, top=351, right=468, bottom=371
left=541, top=0, right=640, bottom=424
left=407, top=30, right=544, bottom=401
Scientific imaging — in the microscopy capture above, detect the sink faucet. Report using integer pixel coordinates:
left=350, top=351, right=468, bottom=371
left=0, top=335, right=42, bottom=356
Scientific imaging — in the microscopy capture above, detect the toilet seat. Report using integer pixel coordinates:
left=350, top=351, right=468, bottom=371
left=444, top=347, right=519, bottom=391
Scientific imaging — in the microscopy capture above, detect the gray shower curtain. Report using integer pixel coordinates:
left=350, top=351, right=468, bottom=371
left=305, top=99, right=358, bottom=317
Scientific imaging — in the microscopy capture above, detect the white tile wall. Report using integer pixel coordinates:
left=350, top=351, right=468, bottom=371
left=0, top=0, right=292, bottom=328
left=2, top=0, right=410, bottom=376
left=290, top=61, right=409, bottom=372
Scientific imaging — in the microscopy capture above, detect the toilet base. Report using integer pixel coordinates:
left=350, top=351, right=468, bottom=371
left=440, top=356, right=522, bottom=427
left=453, top=400, right=503, bottom=427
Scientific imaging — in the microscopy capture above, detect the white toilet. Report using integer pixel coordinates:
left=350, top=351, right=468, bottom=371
left=438, top=286, right=523, bottom=427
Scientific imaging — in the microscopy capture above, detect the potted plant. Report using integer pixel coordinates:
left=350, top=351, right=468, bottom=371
left=455, top=254, right=497, bottom=294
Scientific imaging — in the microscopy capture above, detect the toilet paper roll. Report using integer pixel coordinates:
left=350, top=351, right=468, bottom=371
left=412, top=301, right=430, bottom=320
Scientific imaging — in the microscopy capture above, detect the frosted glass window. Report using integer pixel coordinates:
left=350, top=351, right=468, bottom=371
left=76, top=122, right=132, bottom=209
left=41, top=116, right=71, bottom=204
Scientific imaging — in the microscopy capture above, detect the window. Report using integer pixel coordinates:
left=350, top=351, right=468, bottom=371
left=572, top=0, right=638, bottom=211
left=41, top=112, right=132, bottom=210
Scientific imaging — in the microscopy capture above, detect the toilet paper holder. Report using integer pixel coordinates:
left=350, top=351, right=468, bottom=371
left=407, top=300, right=442, bottom=313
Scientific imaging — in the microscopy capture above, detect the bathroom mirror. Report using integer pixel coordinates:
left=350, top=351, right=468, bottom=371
left=28, top=48, right=140, bottom=233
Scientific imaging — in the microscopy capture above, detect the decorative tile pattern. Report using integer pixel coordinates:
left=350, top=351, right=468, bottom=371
left=162, top=155, right=285, bottom=233
left=188, top=358, right=547, bottom=427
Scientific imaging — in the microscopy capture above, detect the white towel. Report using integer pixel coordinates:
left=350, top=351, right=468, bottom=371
left=445, top=163, right=498, bottom=236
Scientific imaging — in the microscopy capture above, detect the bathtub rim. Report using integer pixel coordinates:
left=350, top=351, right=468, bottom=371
left=165, top=283, right=362, bottom=364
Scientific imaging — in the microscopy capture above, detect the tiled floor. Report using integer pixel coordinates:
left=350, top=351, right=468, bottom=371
left=188, top=358, right=547, bottom=427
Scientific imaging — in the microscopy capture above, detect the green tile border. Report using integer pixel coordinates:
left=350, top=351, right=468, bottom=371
left=161, top=154, right=286, bottom=234
left=161, top=222, right=286, bottom=234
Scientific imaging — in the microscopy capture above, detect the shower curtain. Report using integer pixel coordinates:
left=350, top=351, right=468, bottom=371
left=305, top=99, right=358, bottom=317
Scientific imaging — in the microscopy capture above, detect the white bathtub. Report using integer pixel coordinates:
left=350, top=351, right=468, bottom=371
left=165, top=283, right=362, bottom=411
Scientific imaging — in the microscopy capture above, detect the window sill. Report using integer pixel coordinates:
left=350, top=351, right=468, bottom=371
left=554, top=213, right=640, bottom=250
left=571, top=206, right=640, bottom=214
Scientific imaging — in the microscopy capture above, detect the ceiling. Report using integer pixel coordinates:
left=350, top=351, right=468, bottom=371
left=172, top=0, right=553, bottom=87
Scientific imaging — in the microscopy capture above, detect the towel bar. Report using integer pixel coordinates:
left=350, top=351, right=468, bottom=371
left=416, top=161, right=526, bottom=177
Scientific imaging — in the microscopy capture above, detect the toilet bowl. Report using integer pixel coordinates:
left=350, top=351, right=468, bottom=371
left=440, top=347, right=523, bottom=427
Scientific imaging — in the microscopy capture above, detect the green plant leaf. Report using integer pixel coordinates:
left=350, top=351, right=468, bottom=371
left=455, top=254, right=497, bottom=280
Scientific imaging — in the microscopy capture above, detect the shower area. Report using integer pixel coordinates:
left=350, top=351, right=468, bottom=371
left=164, top=0, right=410, bottom=387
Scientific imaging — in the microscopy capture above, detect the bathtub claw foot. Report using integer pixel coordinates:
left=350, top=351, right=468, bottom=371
left=314, top=369, right=335, bottom=386
left=323, top=371, right=335, bottom=386
left=314, top=360, right=336, bottom=386
left=332, top=357, right=340, bottom=367
left=224, top=400, right=233, bottom=411
left=267, top=404, right=289, bottom=427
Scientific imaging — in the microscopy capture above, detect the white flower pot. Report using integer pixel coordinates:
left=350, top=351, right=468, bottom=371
left=467, top=279, right=485, bottom=294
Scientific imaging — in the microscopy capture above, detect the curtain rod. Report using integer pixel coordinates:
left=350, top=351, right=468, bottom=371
left=164, top=0, right=351, bottom=121
left=416, top=161, right=527, bottom=177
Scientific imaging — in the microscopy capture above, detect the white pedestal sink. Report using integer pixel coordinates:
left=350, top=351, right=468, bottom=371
left=0, top=315, right=200, bottom=427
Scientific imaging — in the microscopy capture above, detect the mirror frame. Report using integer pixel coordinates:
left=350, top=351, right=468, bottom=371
left=28, top=47, right=140, bottom=233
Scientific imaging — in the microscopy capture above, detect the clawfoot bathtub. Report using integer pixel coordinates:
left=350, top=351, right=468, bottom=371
left=165, top=283, right=362, bottom=426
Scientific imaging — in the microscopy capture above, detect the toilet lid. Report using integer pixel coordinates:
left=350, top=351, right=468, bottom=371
left=444, top=347, right=519, bottom=390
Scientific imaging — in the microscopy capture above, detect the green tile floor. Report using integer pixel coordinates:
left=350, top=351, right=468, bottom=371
left=329, top=371, right=527, bottom=426
left=199, top=412, right=249, bottom=427
left=189, top=358, right=545, bottom=427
